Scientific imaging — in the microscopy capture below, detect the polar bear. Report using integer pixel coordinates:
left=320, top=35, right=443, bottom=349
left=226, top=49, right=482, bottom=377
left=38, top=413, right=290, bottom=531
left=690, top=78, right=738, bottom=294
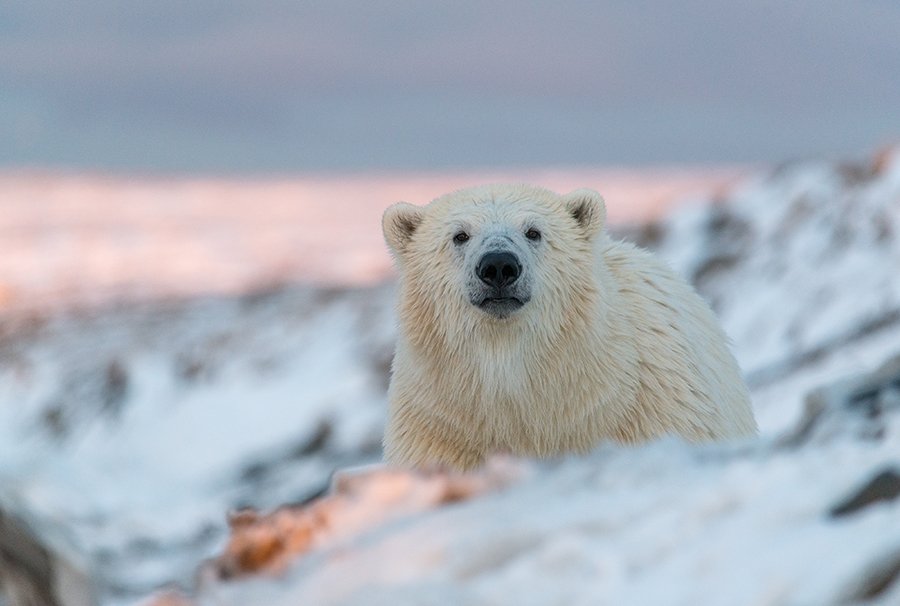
left=382, top=184, right=757, bottom=470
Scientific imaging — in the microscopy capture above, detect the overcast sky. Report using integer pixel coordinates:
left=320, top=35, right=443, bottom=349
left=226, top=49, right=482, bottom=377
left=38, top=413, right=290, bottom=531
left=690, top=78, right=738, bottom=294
left=2, top=1, right=899, bottom=174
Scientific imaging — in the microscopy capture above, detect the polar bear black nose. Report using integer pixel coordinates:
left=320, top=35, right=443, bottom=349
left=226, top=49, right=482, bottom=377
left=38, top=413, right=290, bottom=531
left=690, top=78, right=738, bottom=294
left=477, top=251, right=521, bottom=288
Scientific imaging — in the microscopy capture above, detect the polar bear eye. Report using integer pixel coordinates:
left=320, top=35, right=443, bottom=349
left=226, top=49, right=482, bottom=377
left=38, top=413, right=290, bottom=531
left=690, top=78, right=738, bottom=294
left=525, top=228, right=542, bottom=241
left=453, top=231, right=470, bottom=244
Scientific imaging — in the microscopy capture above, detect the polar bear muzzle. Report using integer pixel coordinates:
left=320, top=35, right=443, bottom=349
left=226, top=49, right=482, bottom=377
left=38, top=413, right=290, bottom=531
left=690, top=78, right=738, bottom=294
left=471, top=250, right=530, bottom=318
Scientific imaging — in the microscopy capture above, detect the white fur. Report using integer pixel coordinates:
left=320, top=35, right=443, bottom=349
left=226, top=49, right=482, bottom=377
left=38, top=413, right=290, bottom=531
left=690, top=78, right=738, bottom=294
left=382, top=184, right=757, bottom=470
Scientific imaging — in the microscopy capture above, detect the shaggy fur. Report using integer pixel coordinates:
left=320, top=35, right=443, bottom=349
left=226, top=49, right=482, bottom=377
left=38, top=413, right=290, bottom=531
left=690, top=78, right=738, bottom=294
left=382, top=185, right=757, bottom=470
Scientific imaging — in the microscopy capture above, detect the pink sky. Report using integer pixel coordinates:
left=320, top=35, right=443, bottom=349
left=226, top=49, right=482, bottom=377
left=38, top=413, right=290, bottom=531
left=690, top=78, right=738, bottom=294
left=0, top=167, right=744, bottom=311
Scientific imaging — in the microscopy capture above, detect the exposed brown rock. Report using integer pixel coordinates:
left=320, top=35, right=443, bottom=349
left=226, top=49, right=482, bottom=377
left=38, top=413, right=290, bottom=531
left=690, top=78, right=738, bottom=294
left=214, top=458, right=530, bottom=579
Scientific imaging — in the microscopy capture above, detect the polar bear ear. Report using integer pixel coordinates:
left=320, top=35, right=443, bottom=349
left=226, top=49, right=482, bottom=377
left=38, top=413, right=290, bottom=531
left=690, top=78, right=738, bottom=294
left=564, top=189, right=606, bottom=238
left=383, top=202, right=425, bottom=255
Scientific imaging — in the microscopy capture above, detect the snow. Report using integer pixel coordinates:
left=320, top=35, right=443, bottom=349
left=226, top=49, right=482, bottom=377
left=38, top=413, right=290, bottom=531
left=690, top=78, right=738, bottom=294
left=1, top=153, right=900, bottom=605
left=0, top=288, right=396, bottom=597
left=200, top=421, right=900, bottom=606
left=655, top=154, right=900, bottom=385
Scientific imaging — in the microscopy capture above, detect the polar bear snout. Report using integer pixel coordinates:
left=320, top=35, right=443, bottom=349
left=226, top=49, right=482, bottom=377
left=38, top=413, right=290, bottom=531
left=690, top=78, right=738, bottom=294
left=477, top=251, right=521, bottom=288
left=469, top=250, right=531, bottom=319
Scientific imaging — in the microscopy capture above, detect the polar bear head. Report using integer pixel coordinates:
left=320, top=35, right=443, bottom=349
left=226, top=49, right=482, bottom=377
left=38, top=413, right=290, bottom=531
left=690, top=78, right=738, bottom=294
left=383, top=185, right=607, bottom=326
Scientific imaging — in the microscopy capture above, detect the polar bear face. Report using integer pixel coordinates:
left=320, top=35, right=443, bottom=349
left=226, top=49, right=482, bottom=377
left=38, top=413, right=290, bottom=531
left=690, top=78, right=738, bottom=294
left=455, top=212, right=535, bottom=319
left=383, top=185, right=607, bottom=324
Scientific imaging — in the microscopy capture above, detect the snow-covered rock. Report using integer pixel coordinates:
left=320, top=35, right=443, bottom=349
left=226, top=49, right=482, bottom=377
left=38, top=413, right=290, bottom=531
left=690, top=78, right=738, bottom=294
left=0, top=285, right=396, bottom=603
left=651, top=150, right=900, bottom=432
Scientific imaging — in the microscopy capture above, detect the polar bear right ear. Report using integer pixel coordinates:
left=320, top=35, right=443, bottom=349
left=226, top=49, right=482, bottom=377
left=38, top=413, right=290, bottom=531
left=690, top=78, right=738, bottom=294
left=564, top=189, right=606, bottom=238
left=383, top=202, right=424, bottom=255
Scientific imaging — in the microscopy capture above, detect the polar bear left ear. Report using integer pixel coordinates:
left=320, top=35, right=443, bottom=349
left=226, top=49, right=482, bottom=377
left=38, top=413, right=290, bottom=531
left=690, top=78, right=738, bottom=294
left=383, top=202, right=425, bottom=256
left=564, top=189, right=606, bottom=238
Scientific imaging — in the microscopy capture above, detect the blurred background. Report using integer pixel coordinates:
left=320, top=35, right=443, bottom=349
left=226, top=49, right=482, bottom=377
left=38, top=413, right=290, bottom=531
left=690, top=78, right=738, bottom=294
left=2, top=0, right=899, bottom=308
left=3, top=1, right=899, bottom=173
left=1, top=3, right=900, bottom=605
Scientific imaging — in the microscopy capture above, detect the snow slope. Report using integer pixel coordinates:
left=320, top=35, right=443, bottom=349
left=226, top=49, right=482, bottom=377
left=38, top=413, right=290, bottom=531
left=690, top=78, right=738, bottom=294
left=650, top=151, right=900, bottom=433
left=192, top=378, right=900, bottom=606
left=656, top=157, right=900, bottom=384
left=0, top=286, right=396, bottom=601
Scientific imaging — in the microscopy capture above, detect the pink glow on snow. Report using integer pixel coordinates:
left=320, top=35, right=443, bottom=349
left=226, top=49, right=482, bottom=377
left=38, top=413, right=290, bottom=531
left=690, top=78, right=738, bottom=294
left=0, top=167, right=745, bottom=311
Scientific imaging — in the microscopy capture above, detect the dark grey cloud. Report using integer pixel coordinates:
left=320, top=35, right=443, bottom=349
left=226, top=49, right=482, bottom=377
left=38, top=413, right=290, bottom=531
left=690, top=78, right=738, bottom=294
left=2, top=1, right=899, bottom=173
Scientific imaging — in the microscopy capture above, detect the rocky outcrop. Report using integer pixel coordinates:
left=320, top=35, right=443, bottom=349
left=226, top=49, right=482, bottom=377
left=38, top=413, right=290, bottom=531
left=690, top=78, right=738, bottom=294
left=214, top=458, right=529, bottom=580
left=649, top=149, right=900, bottom=387
left=0, top=509, right=93, bottom=606
left=0, top=284, right=396, bottom=605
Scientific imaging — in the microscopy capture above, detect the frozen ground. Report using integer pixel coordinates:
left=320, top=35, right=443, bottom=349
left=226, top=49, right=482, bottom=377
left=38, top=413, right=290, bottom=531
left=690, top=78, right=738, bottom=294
left=0, top=285, right=396, bottom=601
left=0, top=154, right=898, bottom=605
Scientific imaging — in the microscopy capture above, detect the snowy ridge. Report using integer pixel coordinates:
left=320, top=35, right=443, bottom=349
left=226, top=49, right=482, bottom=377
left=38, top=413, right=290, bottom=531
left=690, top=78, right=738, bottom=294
left=0, top=286, right=396, bottom=601
left=654, top=151, right=900, bottom=387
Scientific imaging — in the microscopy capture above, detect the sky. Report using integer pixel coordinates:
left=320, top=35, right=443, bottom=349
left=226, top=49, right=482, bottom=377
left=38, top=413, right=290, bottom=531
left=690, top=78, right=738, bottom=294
left=2, top=1, right=899, bottom=174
